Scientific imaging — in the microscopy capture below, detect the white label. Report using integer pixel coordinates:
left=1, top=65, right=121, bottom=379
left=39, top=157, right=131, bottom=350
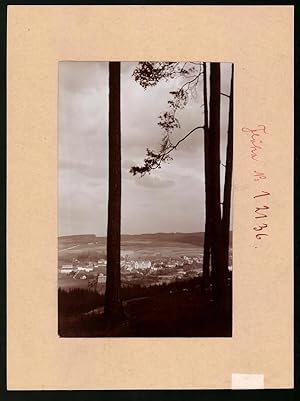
left=231, top=373, right=264, bottom=389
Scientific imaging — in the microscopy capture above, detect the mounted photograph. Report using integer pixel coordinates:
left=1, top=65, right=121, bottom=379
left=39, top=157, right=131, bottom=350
left=58, top=61, right=233, bottom=337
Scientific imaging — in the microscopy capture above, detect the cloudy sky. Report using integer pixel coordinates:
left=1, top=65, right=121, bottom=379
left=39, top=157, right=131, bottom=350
left=59, top=61, right=232, bottom=236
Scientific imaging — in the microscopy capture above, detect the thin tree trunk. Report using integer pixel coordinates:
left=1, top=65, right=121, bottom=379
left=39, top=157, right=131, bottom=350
left=222, top=64, right=233, bottom=268
left=208, top=62, right=224, bottom=308
left=202, top=62, right=211, bottom=291
left=104, top=61, right=124, bottom=322
left=221, top=64, right=234, bottom=312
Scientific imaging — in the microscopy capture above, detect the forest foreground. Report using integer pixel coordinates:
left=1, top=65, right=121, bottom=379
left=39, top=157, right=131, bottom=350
left=58, top=278, right=232, bottom=337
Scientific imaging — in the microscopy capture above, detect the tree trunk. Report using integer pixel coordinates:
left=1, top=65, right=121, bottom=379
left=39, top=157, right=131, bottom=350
left=221, top=64, right=233, bottom=268
left=104, top=61, right=124, bottom=323
left=220, top=64, right=234, bottom=312
left=202, top=62, right=211, bottom=291
left=208, top=62, right=225, bottom=309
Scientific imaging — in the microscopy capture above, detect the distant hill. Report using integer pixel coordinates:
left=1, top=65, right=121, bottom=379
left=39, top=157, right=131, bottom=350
left=120, top=232, right=205, bottom=246
left=59, top=232, right=232, bottom=247
left=59, top=234, right=96, bottom=243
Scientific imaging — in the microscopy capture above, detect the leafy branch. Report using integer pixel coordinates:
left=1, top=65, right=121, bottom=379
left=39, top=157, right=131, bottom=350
left=132, top=61, right=201, bottom=89
left=130, top=62, right=204, bottom=176
left=130, top=126, right=204, bottom=176
left=158, top=65, right=203, bottom=137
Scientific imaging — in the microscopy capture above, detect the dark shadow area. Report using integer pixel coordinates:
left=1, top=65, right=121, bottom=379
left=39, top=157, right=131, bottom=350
left=58, top=277, right=232, bottom=337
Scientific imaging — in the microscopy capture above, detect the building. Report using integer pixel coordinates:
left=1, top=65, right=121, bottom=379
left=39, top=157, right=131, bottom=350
left=134, top=261, right=151, bottom=270
left=123, top=263, right=135, bottom=272
left=166, top=262, right=176, bottom=268
left=61, top=264, right=73, bottom=269
left=59, top=264, right=74, bottom=274
left=78, top=266, right=93, bottom=272
left=97, top=273, right=107, bottom=283
left=60, top=268, right=74, bottom=274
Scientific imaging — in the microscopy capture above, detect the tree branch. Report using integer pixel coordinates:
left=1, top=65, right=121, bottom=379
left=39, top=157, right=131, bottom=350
left=131, top=62, right=206, bottom=177
left=168, top=125, right=205, bottom=153
left=221, top=92, right=230, bottom=98
left=130, top=126, right=205, bottom=176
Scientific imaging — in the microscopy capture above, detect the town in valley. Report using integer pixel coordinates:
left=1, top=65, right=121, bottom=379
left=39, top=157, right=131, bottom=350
left=58, top=233, right=232, bottom=293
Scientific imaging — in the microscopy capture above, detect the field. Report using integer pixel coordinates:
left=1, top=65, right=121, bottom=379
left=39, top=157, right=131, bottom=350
left=58, top=233, right=205, bottom=261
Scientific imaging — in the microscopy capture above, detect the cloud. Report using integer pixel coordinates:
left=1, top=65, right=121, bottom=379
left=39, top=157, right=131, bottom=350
left=60, top=159, right=107, bottom=180
left=134, top=174, right=175, bottom=189
left=60, top=159, right=91, bottom=172
left=59, top=61, right=232, bottom=235
left=59, top=61, right=107, bottom=93
left=122, top=159, right=136, bottom=170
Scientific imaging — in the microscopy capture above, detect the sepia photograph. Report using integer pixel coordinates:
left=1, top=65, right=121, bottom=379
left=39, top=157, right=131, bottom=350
left=58, top=61, right=233, bottom=337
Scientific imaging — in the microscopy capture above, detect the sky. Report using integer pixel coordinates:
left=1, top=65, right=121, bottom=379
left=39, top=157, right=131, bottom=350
left=58, top=61, right=232, bottom=236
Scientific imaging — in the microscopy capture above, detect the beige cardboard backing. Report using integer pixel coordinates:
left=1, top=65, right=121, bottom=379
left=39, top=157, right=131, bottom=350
left=7, top=6, right=294, bottom=389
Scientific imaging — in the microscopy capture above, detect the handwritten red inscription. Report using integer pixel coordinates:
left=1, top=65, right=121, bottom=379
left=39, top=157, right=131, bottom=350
left=243, top=125, right=271, bottom=242
left=242, top=124, right=269, bottom=162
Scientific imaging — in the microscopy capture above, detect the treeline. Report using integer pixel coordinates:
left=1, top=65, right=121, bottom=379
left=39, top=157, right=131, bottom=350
left=58, top=288, right=104, bottom=316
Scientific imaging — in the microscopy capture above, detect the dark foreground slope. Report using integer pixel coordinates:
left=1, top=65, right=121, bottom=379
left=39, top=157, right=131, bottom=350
left=58, top=279, right=232, bottom=337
